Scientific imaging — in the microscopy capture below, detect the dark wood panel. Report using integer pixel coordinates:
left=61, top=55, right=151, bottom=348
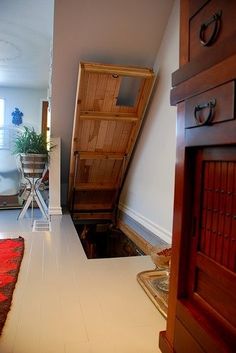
left=189, top=0, right=209, bottom=18
left=199, top=160, right=236, bottom=270
left=176, top=300, right=236, bottom=352
left=197, top=252, right=236, bottom=295
left=171, top=53, right=236, bottom=105
left=172, top=31, right=236, bottom=86
left=174, top=318, right=205, bottom=353
left=179, top=0, right=190, bottom=66
left=193, top=147, right=236, bottom=272
left=161, top=2, right=236, bottom=352
left=165, top=103, right=187, bottom=343
left=195, top=269, right=236, bottom=327
left=181, top=146, right=236, bottom=352
left=185, top=119, right=236, bottom=147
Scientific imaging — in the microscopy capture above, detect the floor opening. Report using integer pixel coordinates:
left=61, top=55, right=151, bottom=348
left=74, top=222, right=144, bottom=259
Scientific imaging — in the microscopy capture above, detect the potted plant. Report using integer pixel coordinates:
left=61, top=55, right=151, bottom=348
left=12, top=126, right=54, bottom=219
left=13, top=126, right=52, bottom=178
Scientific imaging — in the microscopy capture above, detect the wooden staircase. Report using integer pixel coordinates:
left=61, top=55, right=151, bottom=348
left=68, top=62, right=155, bottom=221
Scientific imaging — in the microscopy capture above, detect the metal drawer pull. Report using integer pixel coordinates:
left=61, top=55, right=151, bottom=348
left=194, top=98, right=216, bottom=126
left=199, top=10, right=222, bottom=47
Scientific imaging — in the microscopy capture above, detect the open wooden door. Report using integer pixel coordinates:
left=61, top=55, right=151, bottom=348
left=68, top=62, right=155, bottom=221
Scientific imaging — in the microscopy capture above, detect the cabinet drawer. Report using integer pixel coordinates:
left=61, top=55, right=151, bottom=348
left=185, top=81, right=235, bottom=129
left=189, top=0, right=236, bottom=62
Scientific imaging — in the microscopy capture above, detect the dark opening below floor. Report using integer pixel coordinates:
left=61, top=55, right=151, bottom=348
left=74, top=223, right=144, bottom=259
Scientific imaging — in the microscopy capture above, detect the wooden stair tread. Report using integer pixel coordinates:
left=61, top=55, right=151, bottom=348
left=81, top=61, right=154, bottom=78
left=76, top=151, right=125, bottom=160
left=80, top=111, right=139, bottom=122
left=73, top=203, right=113, bottom=211
left=72, top=212, right=113, bottom=221
left=69, top=61, right=155, bottom=221
left=75, top=182, right=118, bottom=190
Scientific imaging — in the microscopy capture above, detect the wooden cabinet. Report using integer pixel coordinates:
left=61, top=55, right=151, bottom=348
left=189, top=0, right=236, bottom=61
left=159, top=1, right=236, bottom=352
left=68, top=62, right=155, bottom=221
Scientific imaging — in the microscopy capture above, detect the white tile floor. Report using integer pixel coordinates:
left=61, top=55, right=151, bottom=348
left=0, top=210, right=166, bottom=353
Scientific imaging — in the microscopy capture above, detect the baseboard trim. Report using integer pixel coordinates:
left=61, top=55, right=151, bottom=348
left=118, top=202, right=172, bottom=243
left=49, top=207, right=62, bottom=215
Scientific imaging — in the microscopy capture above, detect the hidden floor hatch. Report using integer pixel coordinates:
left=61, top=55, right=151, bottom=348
left=75, top=223, right=144, bottom=259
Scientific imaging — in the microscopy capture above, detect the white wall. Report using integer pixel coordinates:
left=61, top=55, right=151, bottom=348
left=0, top=86, right=47, bottom=131
left=119, top=0, right=179, bottom=243
left=51, top=0, right=174, bottom=202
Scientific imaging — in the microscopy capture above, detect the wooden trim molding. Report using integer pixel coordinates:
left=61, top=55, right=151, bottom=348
left=159, top=331, right=175, bottom=353
left=118, top=202, right=172, bottom=243
left=41, top=101, right=48, bottom=134
left=117, top=219, right=150, bottom=255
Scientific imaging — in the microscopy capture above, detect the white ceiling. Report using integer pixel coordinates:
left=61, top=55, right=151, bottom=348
left=0, top=0, right=54, bottom=89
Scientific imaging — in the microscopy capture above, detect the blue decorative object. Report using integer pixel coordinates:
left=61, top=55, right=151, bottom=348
left=11, top=107, right=23, bottom=126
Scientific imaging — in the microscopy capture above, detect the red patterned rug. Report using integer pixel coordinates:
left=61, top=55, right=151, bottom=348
left=0, top=237, right=24, bottom=335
